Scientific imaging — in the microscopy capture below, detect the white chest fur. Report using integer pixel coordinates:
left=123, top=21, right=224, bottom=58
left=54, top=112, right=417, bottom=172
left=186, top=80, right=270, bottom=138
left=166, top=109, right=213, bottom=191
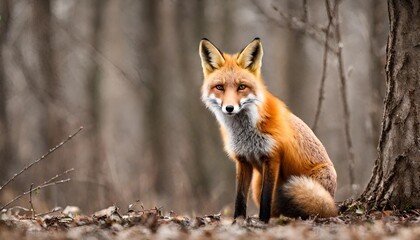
left=218, top=106, right=275, bottom=161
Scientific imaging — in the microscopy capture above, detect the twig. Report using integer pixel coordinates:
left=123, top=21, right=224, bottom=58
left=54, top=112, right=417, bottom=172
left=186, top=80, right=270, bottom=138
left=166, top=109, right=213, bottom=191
left=154, top=206, right=163, bottom=216
left=275, top=8, right=325, bottom=39
left=52, top=19, right=148, bottom=91
left=134, top=208, right=162, bottom=215
left=250, top=0, right=337, bottom=53
left=42, top=168, right=74, bottom=185
left=6, top=206, right=30, bottom=212
left=333, top=0, right=356, bottom=195
left=410, top=209, right=420, bottom=216
left=0, top=127, right=83, bottom=192
left=128, top=199, right=142, bottom=212
left=312, top=0, right=336, bottom=131
left=302, top=0, right=309, bottom=23
left=128, top=202, right=162, bottom=216
left=27, top=168, right=73, bottom=218
left=34, top=207, right=62, bottom=217
left=29, top=183, right=35, bottom=218
left=0, top=178, right=71, bottom=211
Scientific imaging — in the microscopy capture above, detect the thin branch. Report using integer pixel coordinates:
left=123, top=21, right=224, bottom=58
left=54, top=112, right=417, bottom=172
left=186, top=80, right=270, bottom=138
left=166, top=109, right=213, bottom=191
left=274, top=5, right=337, bottom=54
left=34, top=207, right=62, bottom=217
left=333, top=0, right=356, bottom=195
left=312, top=0, right=336, bottom=131
left=0, top=126, right=83, bottom=192
left=131, top=207, right=162, bottom=215
left=0, top=178, right=71, bottom=211
left=302, top=0, right=309, bottom=23
left=127, top=201, right=162, bottom=217
left=250, top=0, right=337, bottom=53
left=2, top=168, right=73, bottom=215
left=127, top=199, right=143, bottom=212
left=52, top=19, right=148, bottom=91
left=275, top=7, right=325, bottom=38
left=42, top=168, right=74, bottom=185
left=5, top=206, right=30, bottom=212
left=410, top=209, right=420, bottom=216
left=29, top=183, right=35, bottom=218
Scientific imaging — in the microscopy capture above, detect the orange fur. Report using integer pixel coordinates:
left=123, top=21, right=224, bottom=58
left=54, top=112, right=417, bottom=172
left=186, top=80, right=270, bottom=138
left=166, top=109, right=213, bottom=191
left=199, top=38, right=337, bottom=221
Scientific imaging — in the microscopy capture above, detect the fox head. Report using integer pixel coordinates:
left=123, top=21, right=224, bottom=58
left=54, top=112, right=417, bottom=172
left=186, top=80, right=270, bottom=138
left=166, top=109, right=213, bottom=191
left=199, top=38, right=266, bottom=119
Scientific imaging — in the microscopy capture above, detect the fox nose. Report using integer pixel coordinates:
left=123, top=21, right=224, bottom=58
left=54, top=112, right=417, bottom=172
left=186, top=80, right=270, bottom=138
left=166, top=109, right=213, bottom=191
left=225, top=105, right=234, bottom=113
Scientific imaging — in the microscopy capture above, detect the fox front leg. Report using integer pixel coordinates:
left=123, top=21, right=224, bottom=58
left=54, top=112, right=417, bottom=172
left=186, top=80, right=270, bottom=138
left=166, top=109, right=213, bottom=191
left=233, top=160, right=253, bottom=219
left=259, top=158, right=279, bottom=223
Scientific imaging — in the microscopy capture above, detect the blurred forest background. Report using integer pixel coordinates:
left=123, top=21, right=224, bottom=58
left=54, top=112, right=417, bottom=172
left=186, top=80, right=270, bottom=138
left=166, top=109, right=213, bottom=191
left=0, top=0, right=388, bottom=215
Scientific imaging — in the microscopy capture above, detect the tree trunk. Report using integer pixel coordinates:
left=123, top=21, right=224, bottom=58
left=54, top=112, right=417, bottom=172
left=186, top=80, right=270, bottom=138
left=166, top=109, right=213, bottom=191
left=32, top=0, right=62, bottom=150
left=86, top=0, right=107, bottom=208
left=368, top=0, right=387, bottom=150
left=0, top=0, right=13, bottom=183
left=358, top=0, right=420, bottom=210
left=140, top=0, right=171, bottom=196
left=175, top=0, right=209, bottom=207
left=32, top=0, right=65, bottom=205
left=284, top=2, right=308, bottom=116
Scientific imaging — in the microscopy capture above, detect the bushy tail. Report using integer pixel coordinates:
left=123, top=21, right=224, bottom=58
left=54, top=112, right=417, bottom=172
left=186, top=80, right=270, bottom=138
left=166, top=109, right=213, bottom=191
left=277, top=176, right=337, bottom=219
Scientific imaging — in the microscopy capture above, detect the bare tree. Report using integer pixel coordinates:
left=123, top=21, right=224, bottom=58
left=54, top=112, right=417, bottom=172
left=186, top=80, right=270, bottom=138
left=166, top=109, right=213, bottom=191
left=140, top=0, right=172, bottom=198
left=358, top=0, right=420, bottom=210
left=86, top=0, right=107, bottom=208
left=32, top=0, right=65, bottom=204
left=0, top=0, right=12, bottom=183
left=283, top=1, right=309, bottom=116
left=368, top=0, right=387, bottom=148
left=174, top=1, right=210, bottom=208
left=32, top=0, right=61, bottom=148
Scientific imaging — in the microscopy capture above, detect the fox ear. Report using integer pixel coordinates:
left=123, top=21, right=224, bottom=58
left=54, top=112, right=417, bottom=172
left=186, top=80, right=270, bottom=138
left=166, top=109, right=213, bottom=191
left=199, top=38, right=226, bottom=74
left=237, top=38, right=263, bottom=72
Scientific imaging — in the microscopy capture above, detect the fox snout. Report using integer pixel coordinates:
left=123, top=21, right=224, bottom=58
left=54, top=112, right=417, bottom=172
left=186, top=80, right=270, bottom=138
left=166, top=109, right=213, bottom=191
left=222, top=105, right=240, bottom=115
left=225, top=105, right=234, bottom=112
left=203, top=93, right=260, bottom=117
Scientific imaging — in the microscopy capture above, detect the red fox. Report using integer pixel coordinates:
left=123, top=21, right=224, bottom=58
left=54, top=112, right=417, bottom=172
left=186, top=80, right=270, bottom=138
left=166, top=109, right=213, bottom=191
left=199, top=38, right=337, bottom=222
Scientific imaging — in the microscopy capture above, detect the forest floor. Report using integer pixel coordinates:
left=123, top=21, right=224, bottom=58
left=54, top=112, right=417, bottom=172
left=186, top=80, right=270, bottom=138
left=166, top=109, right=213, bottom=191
left=1, top=205, right=419, bottom=240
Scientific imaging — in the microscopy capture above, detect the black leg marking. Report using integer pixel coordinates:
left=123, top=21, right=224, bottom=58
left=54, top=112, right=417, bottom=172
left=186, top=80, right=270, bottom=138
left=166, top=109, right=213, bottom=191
left=259, top=160, right=274, bottom=223
left=233, top=160, right=253, bottom=219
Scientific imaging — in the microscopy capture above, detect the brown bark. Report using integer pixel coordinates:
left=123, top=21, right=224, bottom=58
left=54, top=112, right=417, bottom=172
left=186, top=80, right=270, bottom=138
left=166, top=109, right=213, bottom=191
left=32, top=0, right=65, bottom=206
left=32, top=0, right=63, bottom=152
left=0, top=0, right=12, bottom=183
left=175, top=1, right=210, bottom=206
left=86, top=0, right=107, bottom=206
left=358, top=0, right=420, bottom=210
left=368, top=0, right=387, bottom=149
left=333, top=2, right=356, bottom=195
left=141, top=0, right=171, bottom=196
left=87, top=0, right=105, bottom=165
left=284, top=6, right=307, bottom=115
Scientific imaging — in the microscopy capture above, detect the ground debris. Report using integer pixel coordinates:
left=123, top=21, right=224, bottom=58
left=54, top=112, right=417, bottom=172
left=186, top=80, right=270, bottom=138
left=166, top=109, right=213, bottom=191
left=0, top=205, right=419, bottom=239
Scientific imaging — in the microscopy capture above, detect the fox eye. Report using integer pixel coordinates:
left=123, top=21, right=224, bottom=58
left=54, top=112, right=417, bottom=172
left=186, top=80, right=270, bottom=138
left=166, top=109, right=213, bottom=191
left=215, top=85, right=224, bottom=91
left=238, top=84, right=247, bottom=91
